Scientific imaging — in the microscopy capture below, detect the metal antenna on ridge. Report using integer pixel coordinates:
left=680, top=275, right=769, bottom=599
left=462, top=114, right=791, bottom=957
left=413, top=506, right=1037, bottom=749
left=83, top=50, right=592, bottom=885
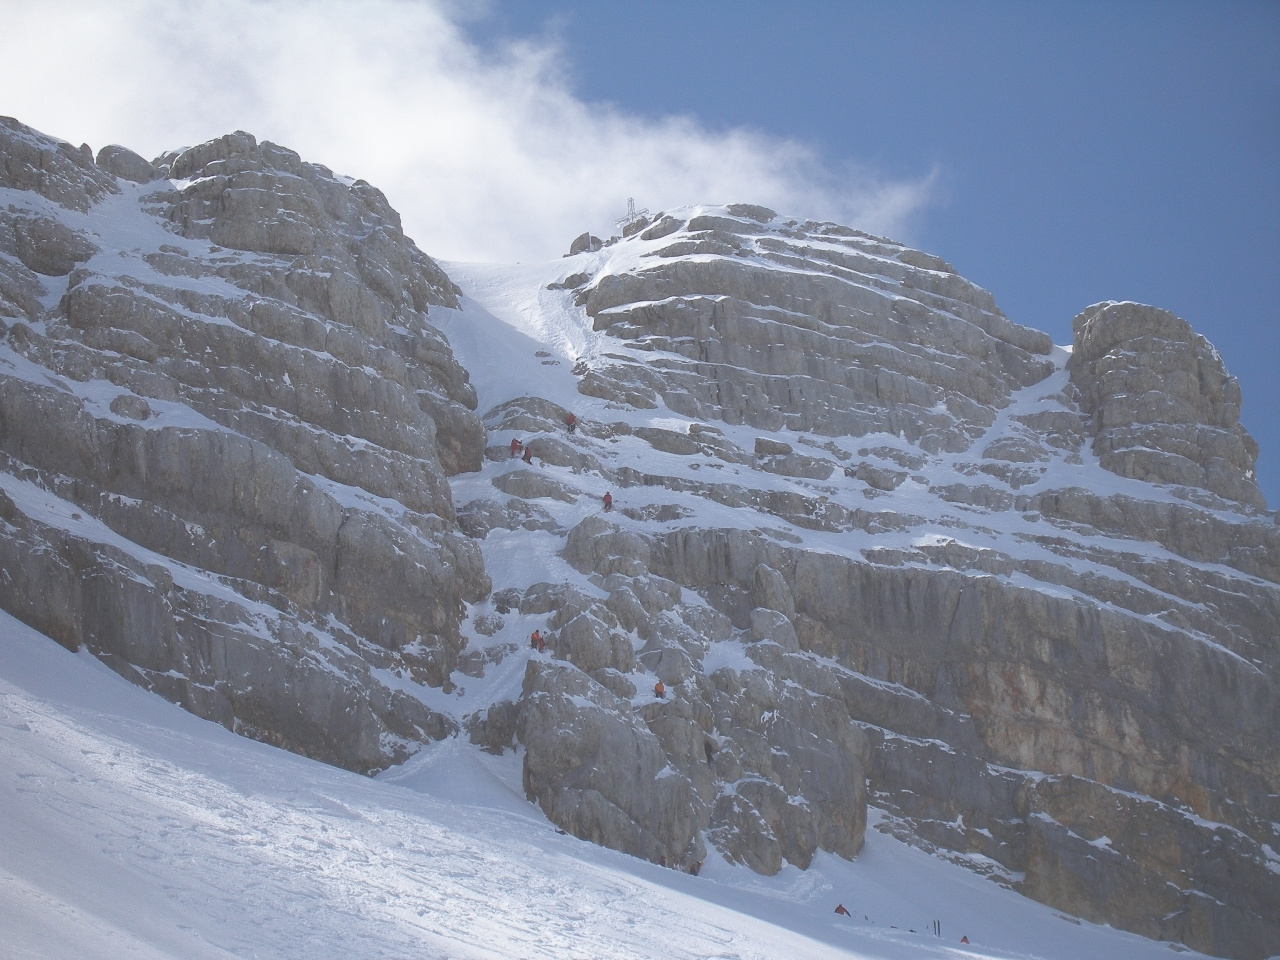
left=615, top=197, right=650, bottom=232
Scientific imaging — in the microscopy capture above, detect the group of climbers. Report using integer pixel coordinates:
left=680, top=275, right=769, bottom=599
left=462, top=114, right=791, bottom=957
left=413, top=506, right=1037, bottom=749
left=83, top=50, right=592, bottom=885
left=508, top=414, right=615, bottom=512
left=509, top=436, right=534, bottom=464
left=514, top=415, right=663, bottom=707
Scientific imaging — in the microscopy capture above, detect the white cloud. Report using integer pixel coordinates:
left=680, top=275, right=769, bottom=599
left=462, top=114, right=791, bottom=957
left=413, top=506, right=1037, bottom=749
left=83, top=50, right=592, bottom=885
left=0, top=0, right=936, bottom=262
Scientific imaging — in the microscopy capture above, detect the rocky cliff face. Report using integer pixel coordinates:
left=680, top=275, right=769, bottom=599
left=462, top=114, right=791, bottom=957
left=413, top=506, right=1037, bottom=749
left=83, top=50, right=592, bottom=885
left=2, top=121, right=1276, bottom=960
left=0, top=118, right=488, bottom=773
left=1069, top=300, right=1265, bottom=509
left=575, top=204, right=1055, bottom=451
left=442, top=207, right=1278, bottom=960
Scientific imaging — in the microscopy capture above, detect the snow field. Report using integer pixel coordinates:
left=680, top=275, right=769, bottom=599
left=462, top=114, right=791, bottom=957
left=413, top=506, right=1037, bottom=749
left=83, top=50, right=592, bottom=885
left=1, top=612, right=1199, bottom=960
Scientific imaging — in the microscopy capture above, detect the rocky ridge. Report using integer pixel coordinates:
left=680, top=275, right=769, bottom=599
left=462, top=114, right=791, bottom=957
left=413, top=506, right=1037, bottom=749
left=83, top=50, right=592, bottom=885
left=0, top=118, right=487, bottom=773
left=1, top=121, right=1277, bottom=960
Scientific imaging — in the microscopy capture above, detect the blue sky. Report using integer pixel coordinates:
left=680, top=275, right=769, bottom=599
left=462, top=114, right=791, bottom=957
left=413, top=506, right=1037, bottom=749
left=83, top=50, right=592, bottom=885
left=471, top=1, right=1280, bottom=508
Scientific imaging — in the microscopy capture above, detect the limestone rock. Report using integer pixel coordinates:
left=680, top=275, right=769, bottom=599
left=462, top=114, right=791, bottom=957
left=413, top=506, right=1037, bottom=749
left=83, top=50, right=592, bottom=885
left=636, top=426, right=700, bottom=455
left=6, top=214, right=98, bottom=276
left=0, top=258, right=46, bottom=321
left=554, top=613, right=636, bottom=674
left=750, top=563, right=795, bottom=618
left=1021, top=776, right=1280, bottom=959
left=448, top=214, right=1280, bottom=958
left=4, top=114, right=1277, bottom=959
left=518, top=659, right=704, bottom=865
left=569, top=232, right=603, bottom=255
left=709, top=794, right=783, bottom=873
left=96, top=143, right=157, bottom=183
left=109, top=393, right=151, bottom=420
left=0, top=122, right=489, bottom=774
left=563, top=516, right=651, bottom=579
left=456, top=497, right=562, bottom=539
left=850, top=461, right=907, bottom=491
left=157, top=130, right=464, bottom=318
left=576, top=205, right=1055, bottom=451
left=547, top=271, right=591, bottom=290
left=491, top=468, right=579, bottom=503
left=759, top=451, right=834, bottom=480
left=467, top=700, right=518, bottom=755
left=1068, top=301, right=1265, bottom=509
left=754, top=437, right=792, bottom=456
left=0, top=117, right=119, bottom=211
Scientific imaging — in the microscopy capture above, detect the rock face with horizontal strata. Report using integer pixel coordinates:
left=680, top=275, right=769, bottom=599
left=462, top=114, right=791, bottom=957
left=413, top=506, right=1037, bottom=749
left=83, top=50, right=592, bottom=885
left=576, top=206, right=1055, bottom=451
left=1068, top=300, right=1265, bottom=509
left=445, top=206, right=1278, bottom=960
left=0, top=118, right=489, bottom=773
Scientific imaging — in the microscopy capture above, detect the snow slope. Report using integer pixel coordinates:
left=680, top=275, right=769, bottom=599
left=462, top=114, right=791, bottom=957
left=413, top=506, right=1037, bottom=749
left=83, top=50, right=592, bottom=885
left=1, top=610, right=1199, bottom=960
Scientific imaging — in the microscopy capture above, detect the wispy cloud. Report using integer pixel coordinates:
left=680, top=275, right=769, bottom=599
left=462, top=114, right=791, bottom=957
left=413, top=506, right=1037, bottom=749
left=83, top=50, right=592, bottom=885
left=1, top=0, right=936, bottom=262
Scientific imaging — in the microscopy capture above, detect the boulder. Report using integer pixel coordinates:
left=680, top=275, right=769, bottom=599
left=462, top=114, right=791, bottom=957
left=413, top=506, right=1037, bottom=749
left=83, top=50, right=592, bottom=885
left=491, top=468, right=579, bottom=503
left=9, top=215, right=98, bottom=276
left=96, top=144, right=157, bottom=183
left=518, top=660, right=704, bottom=864
left=569, top=232, right=603, bottom=256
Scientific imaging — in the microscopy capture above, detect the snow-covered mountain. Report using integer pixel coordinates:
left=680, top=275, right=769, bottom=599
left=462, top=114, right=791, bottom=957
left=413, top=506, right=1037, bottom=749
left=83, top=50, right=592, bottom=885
left=1, top=118, right=1277, bottom=960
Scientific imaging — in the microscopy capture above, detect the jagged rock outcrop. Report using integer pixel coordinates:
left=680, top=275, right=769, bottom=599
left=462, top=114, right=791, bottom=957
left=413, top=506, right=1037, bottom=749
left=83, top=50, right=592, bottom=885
left=519, top=657, right=705, bottom=865
left=95, top=144, right=157, bottom=184
left=0, top=119, right=488, bottom=772
left=1068, top=300, right=1265, bottom=509
left=573, top=205, right=1055, bottom=451
left=495, top=563, right=869, bottom=874
left=0, top=117, right=118, bottom=211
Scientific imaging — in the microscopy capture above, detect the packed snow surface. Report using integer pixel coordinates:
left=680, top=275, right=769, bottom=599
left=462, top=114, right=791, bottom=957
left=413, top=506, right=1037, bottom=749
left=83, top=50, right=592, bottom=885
left=1, top=612, right=1199, bottom=960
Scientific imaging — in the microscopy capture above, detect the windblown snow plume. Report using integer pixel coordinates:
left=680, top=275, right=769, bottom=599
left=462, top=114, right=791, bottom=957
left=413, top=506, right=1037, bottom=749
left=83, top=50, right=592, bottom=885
left=0, top=0, right=934, bottom=263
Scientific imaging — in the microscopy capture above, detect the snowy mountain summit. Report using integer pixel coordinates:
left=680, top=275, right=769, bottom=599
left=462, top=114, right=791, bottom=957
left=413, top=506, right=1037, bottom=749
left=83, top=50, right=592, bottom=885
left=2, top=119, right=1277, bottom=960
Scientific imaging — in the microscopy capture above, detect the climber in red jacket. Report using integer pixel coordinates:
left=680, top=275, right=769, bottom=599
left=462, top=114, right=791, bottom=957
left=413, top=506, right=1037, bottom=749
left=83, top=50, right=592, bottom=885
left=602, top=491, right=613, bottom=511
left=509, top=438, right=522, bottom=457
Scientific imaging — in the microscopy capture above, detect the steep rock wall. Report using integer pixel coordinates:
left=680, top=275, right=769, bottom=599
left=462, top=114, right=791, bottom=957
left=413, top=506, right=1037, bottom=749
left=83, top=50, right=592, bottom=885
left=444, top=214, right=1279, bottom=959
left=0, top=119, right=489, bottom=772
left=1068, top=300, right=1265, bottom=509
